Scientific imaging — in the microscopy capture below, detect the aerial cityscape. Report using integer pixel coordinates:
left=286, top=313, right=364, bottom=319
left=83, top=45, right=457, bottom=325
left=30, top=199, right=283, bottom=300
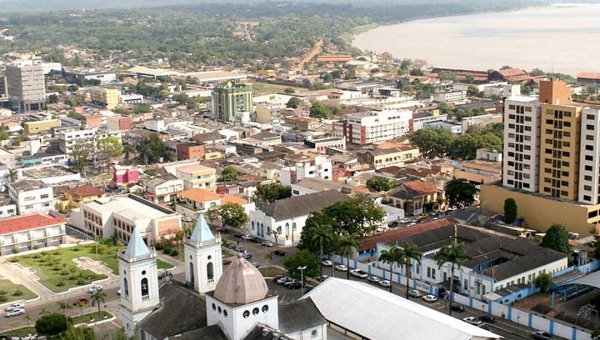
left=0, top=0, right=600, bottom=339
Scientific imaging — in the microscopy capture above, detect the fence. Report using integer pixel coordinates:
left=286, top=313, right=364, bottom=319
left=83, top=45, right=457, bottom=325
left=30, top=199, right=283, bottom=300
left=328, top=254, right=593, bottom=340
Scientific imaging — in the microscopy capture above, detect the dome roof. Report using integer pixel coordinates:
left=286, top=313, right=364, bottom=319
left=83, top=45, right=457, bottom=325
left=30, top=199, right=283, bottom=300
left=214, top=253, right=268, bottom=305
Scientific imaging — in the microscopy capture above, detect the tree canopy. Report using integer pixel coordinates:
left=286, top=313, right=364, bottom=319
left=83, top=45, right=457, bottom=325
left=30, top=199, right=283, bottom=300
left=540, top=224, right=571, bottom=254
left=366, top=176, right=397, bottom=192
left=309, top=101, right=330, bottom=119
left=35, top=312, right=69, bottom=336
left=286, top=97, right=302, bottom=109
left=283, top=249, right=321, bottom=280
left=504, top=198, right=517, bottom=224
left=136, top=134, right=166, bottom=165
left=444, top=179, right=476, bottom=208
left=323, top=194, right=384, bottom=235
left=206, top=203, right=248, bottom=229
left=254, top=183, right=292, bottom=205
left=409, top=128, right=454, bottom=156
left=220, top=166, right=240, bottom=182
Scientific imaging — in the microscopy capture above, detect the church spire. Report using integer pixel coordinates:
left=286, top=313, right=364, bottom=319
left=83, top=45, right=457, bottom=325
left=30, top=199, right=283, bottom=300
left=189, top=213, right=215, bottom=244
left=123, top=227, right=150, bottom=260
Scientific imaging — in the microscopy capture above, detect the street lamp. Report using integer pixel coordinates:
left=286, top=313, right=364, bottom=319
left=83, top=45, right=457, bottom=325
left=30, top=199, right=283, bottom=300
left=297, top=266, right=307, bottom=295
left=272, top=229, right=280, bottom=246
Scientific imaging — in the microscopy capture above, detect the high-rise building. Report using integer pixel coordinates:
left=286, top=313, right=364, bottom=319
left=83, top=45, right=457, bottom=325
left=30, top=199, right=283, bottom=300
left=332, top=109, right=412, bottom=145
left=90, top=87, right=119, bottom=110
left=212, top=81, right=253, bottom=122
left=5, top=60, right=46, bottom=112
left=578, top=107, right=600, bottom=204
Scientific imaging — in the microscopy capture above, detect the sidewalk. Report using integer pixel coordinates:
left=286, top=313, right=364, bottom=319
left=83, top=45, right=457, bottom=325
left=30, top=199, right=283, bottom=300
left=0, top=259, right=53, bottom=301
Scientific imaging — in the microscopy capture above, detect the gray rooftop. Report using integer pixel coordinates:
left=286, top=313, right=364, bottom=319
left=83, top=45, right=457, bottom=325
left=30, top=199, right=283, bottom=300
left=262, top=190, right=347, bottom=221
left=189, top=213, right=215, bottom=244
left=278, top=298, right=326, bottom=334
left=9, top=179, right=48, bottom=192
left=123, top=228, right=151, bottom=259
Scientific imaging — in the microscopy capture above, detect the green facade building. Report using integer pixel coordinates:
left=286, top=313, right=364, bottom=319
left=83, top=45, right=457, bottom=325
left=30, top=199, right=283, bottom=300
left=212, top=81, right=253, bottom=122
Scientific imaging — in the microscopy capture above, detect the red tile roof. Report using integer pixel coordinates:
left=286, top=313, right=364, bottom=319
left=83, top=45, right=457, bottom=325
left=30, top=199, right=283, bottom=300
left=497, top=68, right=527, bottom=77
left=65, top=185, right=105, bottom=197
left=577, top=72, right=600, bottom=81
left=0, top=214, right=65, bottom=235
left=404, top=180, right=438, bottom=194
left=360, top=217, right=457, bottom=251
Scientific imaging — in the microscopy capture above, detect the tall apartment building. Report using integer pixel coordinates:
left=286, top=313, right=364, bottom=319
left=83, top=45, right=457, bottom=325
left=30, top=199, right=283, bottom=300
left=90, top=87, right=119, bottom=110
left=332, top=109, right=412, bottom=145
left=578, top=107, right=600, bottom=204
left=212, top=81, right=253, bottom=122
left=502, top=97, right=541, bottom=192
left=5, top=60, right=46, bottom=112
left=0, top=76, right=8, bottom=102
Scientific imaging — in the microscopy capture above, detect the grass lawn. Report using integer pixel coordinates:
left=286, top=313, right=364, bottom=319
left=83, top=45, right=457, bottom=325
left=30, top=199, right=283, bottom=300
left=0, top=279, right=37, bottom=302
left=7, top=327, right=37, bottom=337
left=71, top=310, right=113, bottom=325
left=15, top=244, right=172, bottom=293
left=250, top=82, right=304, bottom=95
left=259, top=266, right=287, bottom=277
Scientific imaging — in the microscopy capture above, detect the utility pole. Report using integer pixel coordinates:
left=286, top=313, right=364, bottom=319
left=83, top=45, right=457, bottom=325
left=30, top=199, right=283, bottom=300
left=298, top=266, right=307, bottom=295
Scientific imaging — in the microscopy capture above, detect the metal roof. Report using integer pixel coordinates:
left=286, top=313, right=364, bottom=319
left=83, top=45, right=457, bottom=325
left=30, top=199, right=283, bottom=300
left=123, top=228, right=150, bottom=259
left=189, top=213, right=215, bottom=244
left=303, top=278, right=501, bottom=340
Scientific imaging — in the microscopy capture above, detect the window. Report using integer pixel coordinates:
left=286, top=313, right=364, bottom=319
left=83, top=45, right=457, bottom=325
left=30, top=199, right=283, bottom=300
left=587, top=135, right=595, bottom=141
left=253, top=307, right=259, bottom=315
left=243, top=310, right=250, bottom=318
left=586, top=145, right=594, bottom=151
left=140, top=278, right=148, bottom=297
left=586, top=155, right=594, bottom=161
left=40, top=194, right=49, bottom=199
left=588, top=124, right=595, bottom=131
left=262, top=305, right=269, bottom=313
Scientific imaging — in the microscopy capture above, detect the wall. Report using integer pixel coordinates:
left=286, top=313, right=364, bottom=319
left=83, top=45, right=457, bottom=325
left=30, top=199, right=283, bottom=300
left=480, top=184, right=596, bottom=236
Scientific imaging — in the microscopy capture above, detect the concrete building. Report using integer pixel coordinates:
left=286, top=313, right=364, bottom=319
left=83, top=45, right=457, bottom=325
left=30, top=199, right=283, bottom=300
left=410, top=112, right=448, bottom=132
left=175, top=188, right=253, bottom=218
left=5, top=60, right=45, bottom=112
left=461, top=114, right=503, bottom=134
left=81, top=113, right=103, bottom=129
left=58, top=128, right=96, bottom=154
left=483, top=84, right=521, bottom=98
left=177, top=143, right=205, bottom=161
left=0, top=213, right=66, bottom=255
left=8, top=179, right=54, bottom=215
left=23, top=119, right=61, bottom=134
left=175, top=164, right=217, bottom=191
left=59, top=184, right=106, bottom=213
left=212, top=81, right=253, bottom=122
left=0, top=196, right=17, bottom=218
left=62, top=69, right=117, bottom=85
left=431, top=90, right=467, bottom=103
left=280, top=154, right=333, bottom=185
left=579, top=106, right=600, bottom=204
left=424, top=121, right=462, bottom=134
left=90, top=87, right=120, bottom=110
left=304, top=137, right=346, bottom=153
left=358, top=146, right=420, bottom=170
left=107, top=115, right=134, bottom=132
left=332, top=109, right=412, bottom=145
left=502, top=96, right=541, bottom=193
left=72, top=194, right=182, bottom=244
left=144, top=175, right=184, bottom=205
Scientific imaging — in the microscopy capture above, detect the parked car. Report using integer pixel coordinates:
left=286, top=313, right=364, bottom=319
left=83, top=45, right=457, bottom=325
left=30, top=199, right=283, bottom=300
left=4, top=303, right=24, bottom=312
left=222, top=258, right=232, bottom=265
left=251, top=261, right=260, bottom=268
left=287, top=281, right=303, bottom=290
left=531, top=331, right=552, bottom=340
left=89, top=284, right=103, bottom=294
left=422, top=295, right=437, bottom=303
left=350, top=269, right=368, bottom=279
left=277, top=276, right=293, bottom=285
left=234, top=233, right=245, bottom=239
left=317, top=275, right=330, bottom=282
left=408, top=289, right=422, bottom=298
left=399, top=218, right=411, bottom=224
left=242, top=252, right=253, bottom=260
left=334, top=264, right=348, bottom=272
left=5, top=308, right=25, bottom=318
left=250, top=237, right=262, bottom=243
left=274, top=250, right=286, bottom=256
left=262, top=241, right=274, bottom=247
left=367, top=276, right=381, bottom=283
left=241, top=235, right=254, bottom=240
left=73, top=297, right=89, bottom=305
left=234, top=245, right=245, bottom=252
left=272, top=275, right=284, bottom=283
left=283, top=279, right=299, bottom=287
left=158, top=271, right=173, bottom=280
left=463, top=317, right=482, bottom=326
left=418, top=213, right=428, bottom=219
left=378, top=280, right=391, bottom=288
left=479, top=315, right=495, bottom=323
left=321, top=260, right=333, bottom=267
left=451, top=304, right=465, bottom=312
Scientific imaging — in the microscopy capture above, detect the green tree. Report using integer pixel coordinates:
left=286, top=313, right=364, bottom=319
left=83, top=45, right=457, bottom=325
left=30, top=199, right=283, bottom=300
left=67, top=84, right=79, bottom=93
left=409, top=128, right=454, bottom=156
left=91, top=291, right=107, bottom=313
left=76, top=301, right=86, bottom=316
left=535, top=272, right=553, bottom=293
left=540, top=224, right=571, bottom=254
left=35, top=312, right=69, bottom=336
left=467, top=85, right=480, bottom=97
left=504, top=198, right=518, bottom=224
left=96, top=136, right=124, bottom=171
left=530, top=68, right=545, bottom=76
left=522, top=86, right=532, bottom=95
left=284, top=88, right=295, bottom=94
left=254, top=183, right=292, bottom=205
left=434, top=242, right=473, bottom=315
left=220, top=166, right=240, bottom=182
left=366, top=176, right=396, bottom=192
left=283, top=249, right=320, bottom=281
left=133, top=103, right=152, bottom=114
left=464, top=75, right=475, bottom=84
left=398, top=241, right=422, bottom=299
left=24, top=314, right=32, bottom=328
left=71, top=139, right=92, bottom=176
left=6, top=167, right=17, bottom=183
left=48, top=94, right=59, bottom=104
left=207, top=203, right=248, bottom=229
left=136, top=134, right=166, bottom=165
left=286, top=97, right=302, bottom=109
left=302, top=212, right=335, bottom=277
left=61, top=326, right=97, bottom=340
left=400, top=59, right=412, bottom=70
left=379, top=246, right=402, bottom=293
left=337, top=234, right=360, bottom=280
left=324, top=195, right=384, bottom=235
left=445, top=179, right=476, bottom=208
left=309, top=101, right=330, bottom=119
left=58, top=300, right=73, bottom=314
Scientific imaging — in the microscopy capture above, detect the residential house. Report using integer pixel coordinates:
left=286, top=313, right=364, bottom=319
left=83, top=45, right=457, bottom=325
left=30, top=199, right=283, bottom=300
left=358, top=146, right=420, bottom=170
left=59, top=184, right=106, bottom=213
left=114, top=165, right=140, bottom=184
left=454, top=160, right=502, bottom=185
left=290, top=177, right=352, bottom=196
left=249, top=190, right=347, bottom=247
left=8, top=179, right=54, bottom=215
left=280, top=154, right=333, bottom=185
left=251, top=131, right=282, bottom=146
left=175, top=164, right=217, bottom=191
left=175, top=188, right=254, bottom=218
left=0, top=213, right=66, bottom=255
left=177, top=143, right=206, bottom=161
left=71, top=194, right=181, bottom=245
left=383, top=180, right=442, bottom=216
left=144, top=174, right=184, bottom=205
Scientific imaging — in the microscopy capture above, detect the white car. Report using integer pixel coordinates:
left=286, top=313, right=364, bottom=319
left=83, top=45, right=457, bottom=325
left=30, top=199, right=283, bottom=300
left=321, top=260, right=333, bottom=267
left=5, top=308, right=25, bottom=317
left=379, top=280, right=391, bottom=288
left=5, top=303, right=24, bottom=311
left=463, top=317, right=482, bottom=326
left=334, top=264, right=348, bottom=272
left=89, top=284, right=103, bottom=294
left=117, top=289, right=121, bottom=296
left=367, top=276, right=380, bottom=283
left=350, top=269, right=368, bottom=279
left=422, top=294, right=438, bottom=303
left=399, top=218, right=411, bottom=224
left=262, top=240, right=274, bottom=247
left=408, top=289, right=422, bottom=298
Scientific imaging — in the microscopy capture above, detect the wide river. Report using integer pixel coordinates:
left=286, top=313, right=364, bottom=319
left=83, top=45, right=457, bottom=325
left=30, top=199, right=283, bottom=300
left=353, top=5, right=600, bottom=75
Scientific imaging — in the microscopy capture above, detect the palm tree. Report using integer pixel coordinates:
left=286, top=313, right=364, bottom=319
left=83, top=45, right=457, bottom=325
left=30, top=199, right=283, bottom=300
left=6, top=167, right=17, bottom=183
left=307, top=222, right=334, bottom=278
left=379, top=246, right=402, bottom=293
left=265, top=251, right=274, bottom=276
left=76, top=301, right=86, bottom=316
left=38, top=308, right=50, bottom=317
left=434, top=241, right=473, bottom=316
left=24, top=314, right=32, bottom=328
left=398, top=241, right=422, bottom=299
left=58, top=301, right=73, bottom=315
left=91, top=291, right=107, bottom=313
left=337, top=234, right=360, bottom=280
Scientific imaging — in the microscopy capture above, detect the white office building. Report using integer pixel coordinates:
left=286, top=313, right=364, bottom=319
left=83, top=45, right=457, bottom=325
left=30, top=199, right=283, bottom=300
left=8, top=179, right=54, bottom=215
left=332, top=109, right=411, bottom=145
left=578, top=106, right=600, bottom=204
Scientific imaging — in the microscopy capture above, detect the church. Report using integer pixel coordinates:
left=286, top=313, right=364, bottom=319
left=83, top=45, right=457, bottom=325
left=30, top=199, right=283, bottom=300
left=117, top=213, right=328, bottom=340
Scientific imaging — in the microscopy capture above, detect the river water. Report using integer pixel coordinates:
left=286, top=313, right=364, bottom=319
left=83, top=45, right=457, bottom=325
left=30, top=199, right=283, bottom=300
left=352, top=5, right=600, bottom=75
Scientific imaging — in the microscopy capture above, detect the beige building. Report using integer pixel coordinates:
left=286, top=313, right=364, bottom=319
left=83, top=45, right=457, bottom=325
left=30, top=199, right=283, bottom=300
left=23, top=119, right=61, bottom=134
left=90, top=87, right=120, bottom=110
left=175, top=164, right=217, bottom=191
left=358, top=146, right=420, bottom=170
left=5, top=60, right=45, bottom=112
